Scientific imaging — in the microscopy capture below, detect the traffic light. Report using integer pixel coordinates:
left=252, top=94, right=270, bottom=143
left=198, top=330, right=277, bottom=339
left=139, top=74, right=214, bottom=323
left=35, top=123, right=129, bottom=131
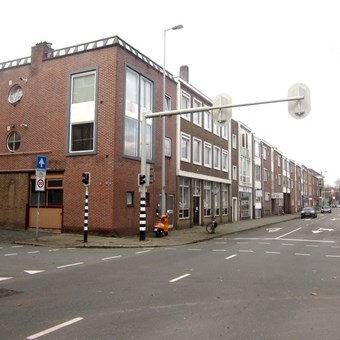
left=82, top=172, right=91, bottom=186
left=139, top=174, right=146, bottom=186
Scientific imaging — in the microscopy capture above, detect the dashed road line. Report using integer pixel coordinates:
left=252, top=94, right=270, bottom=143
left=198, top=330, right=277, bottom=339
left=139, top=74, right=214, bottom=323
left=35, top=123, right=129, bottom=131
left=101, top=255, right=122, bottom=261
left=57, top=262, right=83, bottom=269
left=169, top=273, right=191, bottom=283
left=226, top=254, right=237, bottom=260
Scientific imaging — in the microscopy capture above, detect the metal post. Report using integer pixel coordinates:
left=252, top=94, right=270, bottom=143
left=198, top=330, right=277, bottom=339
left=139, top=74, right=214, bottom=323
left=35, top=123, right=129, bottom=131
left=35, top=192, right=40, bottom=241
left=139, top=111, right=147, bottom=241
left=83, top=186, right=89, bottom=243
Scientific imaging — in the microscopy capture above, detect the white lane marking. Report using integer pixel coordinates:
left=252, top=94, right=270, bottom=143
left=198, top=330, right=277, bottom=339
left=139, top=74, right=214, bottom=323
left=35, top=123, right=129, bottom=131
left=24, top=270, right=45, bottom=275
left=266, top=251, right=281, bottom=254
left=188, top=248, right=201, bottom=251
left=259, top=242, right=271, bottom=245
left=135, top=249, right=152, bottom=254
left=325, top=255, right=340, bottom=258
left=216, top=242, right=227, bottom=244
left=27, top=317, right=83, bottom=339
left=12, top=245, right=24, bottom=248
left=212, top=249, right=226, bottom=252
left=0, top=277, right=13, bottom=282
left=49, top=249, right=60, bottom=252
left=57, top=262, right=83, bottom=269
left=306, top=244, right=319, bottom=247
left=238, top=250, right=254, bottom=253
left=101, top=255, right=122, bottom=261
left=281, top=243, right=294, bottom=246
left=276, top=227, right=302, bottom=239
left=294, top=253, right=310, bottom=256
left=237, top=242, right=249, bottom=244
left=4, top=253, right=18, bottom=256
left=169, top=273, right=191, bottom=283
left=27, top=251, right=40, bottom=254
left=226, top=254, right=237, bottom=260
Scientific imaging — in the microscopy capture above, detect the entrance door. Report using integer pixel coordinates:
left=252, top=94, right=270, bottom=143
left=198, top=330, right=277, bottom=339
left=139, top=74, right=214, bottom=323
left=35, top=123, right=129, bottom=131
left=193, top=196, right=200, bottom=225
left=166, top=194, right=174, bottom=229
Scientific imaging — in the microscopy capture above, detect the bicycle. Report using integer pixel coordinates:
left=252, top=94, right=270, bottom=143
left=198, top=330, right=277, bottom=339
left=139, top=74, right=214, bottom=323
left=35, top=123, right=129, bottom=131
left=206, top=216, right=218, bottom=234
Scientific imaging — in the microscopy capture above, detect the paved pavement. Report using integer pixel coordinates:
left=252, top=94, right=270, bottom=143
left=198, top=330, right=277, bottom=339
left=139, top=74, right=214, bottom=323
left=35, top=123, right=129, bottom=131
left=0, top=214, right=299, bottom=248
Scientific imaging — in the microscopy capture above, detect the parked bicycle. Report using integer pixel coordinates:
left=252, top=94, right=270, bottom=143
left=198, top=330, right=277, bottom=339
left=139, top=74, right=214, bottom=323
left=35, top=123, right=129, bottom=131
left=206, top=216, right=218, bottom=234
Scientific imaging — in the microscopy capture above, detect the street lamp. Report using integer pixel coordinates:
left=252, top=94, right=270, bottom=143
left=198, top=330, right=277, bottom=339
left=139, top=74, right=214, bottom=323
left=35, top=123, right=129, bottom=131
left=161, top=24, right=183, bottom=216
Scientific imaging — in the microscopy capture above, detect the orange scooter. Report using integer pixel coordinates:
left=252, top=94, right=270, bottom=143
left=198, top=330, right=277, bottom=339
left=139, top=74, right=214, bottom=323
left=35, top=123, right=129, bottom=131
left=153, top=211, right=169, bottom=237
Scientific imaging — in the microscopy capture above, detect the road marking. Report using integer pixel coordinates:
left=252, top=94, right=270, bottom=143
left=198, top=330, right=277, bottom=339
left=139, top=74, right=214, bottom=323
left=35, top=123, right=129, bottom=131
left=215, top=241, right=227, bottom=244
left=24, top=270, right=45, bottom=275
left=226, top=254, right=237, bottom=260
left=306, top=244, right=319, bottom=247
left=331, top=246, right=340, bottom=249
left=294, top=253, right=310, bottom=256
left=276, top=227, right=301, bottom=239
left=238, top=249, right=254, bottom=253
left=0, top=277, right=13, bottom=282
left=12, top=245, right=24, bottom=248
left=27, top=251, right=40, bottom=254
left=49, top=249, right=60, bottom=252
left=266, top=227, right=282, bottom=233
left=169, top=273, right=191, bottom=283
left=101, top=255, right=122, bottom=261
left=212, top=249, right=226, bottom=252
left=325, top=255, right=340, bottom=258
left=27, top=317, right=83, bottom=339
left=281, top=243, right=294, bottom=246
left=259, top=242, right=271, bottom=245
left=135, top=249, right=152, bottom=254
left=188, top=248, right=201, bottom=251
left=237, top=242, right=249, bottom=244
left=57, top=262, right=83, bottom=269
left=266, top=251, right=281, bottom=254
left=4, top=253, right=18, bottom=256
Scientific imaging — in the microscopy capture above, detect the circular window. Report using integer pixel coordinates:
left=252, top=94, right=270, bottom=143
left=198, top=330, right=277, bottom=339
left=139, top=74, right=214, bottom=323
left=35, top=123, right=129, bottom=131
left=7, top=131, right=21, bottom=152
left=8, top=85, right=23, bottom=105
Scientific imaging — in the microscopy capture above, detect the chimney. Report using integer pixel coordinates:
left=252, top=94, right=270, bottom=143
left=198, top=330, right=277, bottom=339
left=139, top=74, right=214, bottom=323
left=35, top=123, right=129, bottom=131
left=31, top=41, right=53, bottom=63
left=180, top=65, right=189, bottom=82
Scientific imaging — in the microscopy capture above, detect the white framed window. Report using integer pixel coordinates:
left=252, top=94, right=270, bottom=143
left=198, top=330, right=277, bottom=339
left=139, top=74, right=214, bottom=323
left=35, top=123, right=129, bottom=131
left=203, top=110, right=212, bottom=131
left=262, top=146, right=267, bottom=160
left=179, top=177, right=190, bottom=218
left=232, top=165, right=237, bottom=180
left=193, top=137, right=202, bottom=165
left=213, top=146, right=221, bottom=170
left=213, top=122, right=220, bottom=136
left=232, top=134, right=237, bottom=149
left=124, top=67, right=153, bottom=160
left=203, top=181, right=211, bottom=216
left=193, top=98, right=202, bottom=126
left=213, top=183, right=220, bottom=216
left=278, top=155, right=281, bottom=167
left=222, top=149, right=229, bottom=172
left=164, top=137, right=171, bottom=157
left=181, top=133, right=191, bottom=162
left=221, top=124, right=228, bottom=140
left=222, top=183, right=228, bottom=215
left=69, top=70, right=97, bottom=153
left=181, top=91, right=191, bottom=121
left=204, top=142, right=212, bottom=168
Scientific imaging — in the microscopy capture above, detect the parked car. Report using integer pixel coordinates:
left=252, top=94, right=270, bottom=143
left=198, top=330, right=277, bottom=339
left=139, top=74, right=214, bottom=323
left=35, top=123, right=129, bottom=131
left=321, top=206, right=332, bottom=213
left=301, top=206, right=317, bottom=218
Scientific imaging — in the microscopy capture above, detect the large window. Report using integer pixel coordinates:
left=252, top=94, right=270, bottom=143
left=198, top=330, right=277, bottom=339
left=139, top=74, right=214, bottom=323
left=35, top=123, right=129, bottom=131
left=69, top=71, right=96, bottom=153
left=193, top=137, right=202, bottom=165
left=181, top=91, right=191, bottom=120
left=179, top=177, right=190, bottom=218
left=204, top=142, right=212, bottom=168
left=193, top=99, right=202, bottom=126
left=181, top=133, right=190, bottom=162
left=222, top=184, right=228, bottom=215
left=124, top=68, right=153, bottom=159
left=203, top=181, right=211, bottom=216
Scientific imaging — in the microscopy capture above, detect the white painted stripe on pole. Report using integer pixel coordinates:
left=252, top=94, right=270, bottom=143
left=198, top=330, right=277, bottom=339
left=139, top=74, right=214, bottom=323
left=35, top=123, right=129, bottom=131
left=139, top=226, right=146, bottom=231
left=226, top=254, right=237, bottom=260
left=57, top=262, right=83, bottom=269
left=169, top=273, right=191, bottom=283
left=27, top=317, right=83, bottom=339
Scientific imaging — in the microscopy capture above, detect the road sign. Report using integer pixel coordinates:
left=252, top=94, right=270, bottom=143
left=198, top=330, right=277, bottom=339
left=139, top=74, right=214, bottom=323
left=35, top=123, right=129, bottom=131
left=213, top=93, right=232, bottom=126
left=35, top=176, right=45, bottom=191
left=36, top=155, right=47, bottom=170
left=288, top=83, right=311, bottom=119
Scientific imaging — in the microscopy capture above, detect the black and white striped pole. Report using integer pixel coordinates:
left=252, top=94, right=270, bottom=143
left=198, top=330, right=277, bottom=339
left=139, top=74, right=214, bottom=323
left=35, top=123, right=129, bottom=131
left=82, top=172, right=91, bottom=243
left=139, top=112, right=147, bottom=241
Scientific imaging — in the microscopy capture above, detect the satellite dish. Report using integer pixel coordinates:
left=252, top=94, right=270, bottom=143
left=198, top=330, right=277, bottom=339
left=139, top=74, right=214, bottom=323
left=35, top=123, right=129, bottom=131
left=213, top=93, right=232, bottom=126
left=288, top=83, right=311, bottom=119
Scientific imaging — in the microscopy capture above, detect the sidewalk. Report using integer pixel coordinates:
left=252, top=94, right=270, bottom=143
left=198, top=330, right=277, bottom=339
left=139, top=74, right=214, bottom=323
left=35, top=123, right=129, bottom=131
left=1, top=214, right=299, bottom=248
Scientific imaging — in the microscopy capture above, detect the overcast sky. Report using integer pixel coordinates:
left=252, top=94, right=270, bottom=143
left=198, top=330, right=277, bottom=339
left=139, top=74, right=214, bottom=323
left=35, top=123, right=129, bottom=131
left=1, top=0, right=338, bottom=185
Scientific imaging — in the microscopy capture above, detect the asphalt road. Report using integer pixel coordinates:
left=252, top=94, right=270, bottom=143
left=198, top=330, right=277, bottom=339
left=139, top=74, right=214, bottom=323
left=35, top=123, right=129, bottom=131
left=1, top=213, right=339, bottom=339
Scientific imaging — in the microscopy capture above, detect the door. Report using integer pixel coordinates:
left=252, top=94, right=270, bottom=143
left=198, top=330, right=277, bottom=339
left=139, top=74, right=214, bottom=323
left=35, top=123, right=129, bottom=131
left=193, top=196, right=200, bottom=225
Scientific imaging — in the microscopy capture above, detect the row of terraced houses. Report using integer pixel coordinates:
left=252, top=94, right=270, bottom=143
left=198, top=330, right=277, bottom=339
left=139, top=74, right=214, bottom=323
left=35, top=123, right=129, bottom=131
left=0, top=36, right=323, bottom=236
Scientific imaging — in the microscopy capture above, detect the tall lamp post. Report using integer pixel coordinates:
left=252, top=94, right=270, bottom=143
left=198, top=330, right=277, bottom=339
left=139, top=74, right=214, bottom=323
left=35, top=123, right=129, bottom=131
left=161, top=24, right=183, bottom=216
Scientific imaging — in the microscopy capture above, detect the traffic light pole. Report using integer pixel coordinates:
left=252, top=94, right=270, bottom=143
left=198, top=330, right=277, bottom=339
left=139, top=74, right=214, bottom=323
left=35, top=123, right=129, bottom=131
left=139, top=87, right=308, bottom=241
left=83, top=186, right=89, bottom=243
left=139, top=111, right=147, bottom=241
